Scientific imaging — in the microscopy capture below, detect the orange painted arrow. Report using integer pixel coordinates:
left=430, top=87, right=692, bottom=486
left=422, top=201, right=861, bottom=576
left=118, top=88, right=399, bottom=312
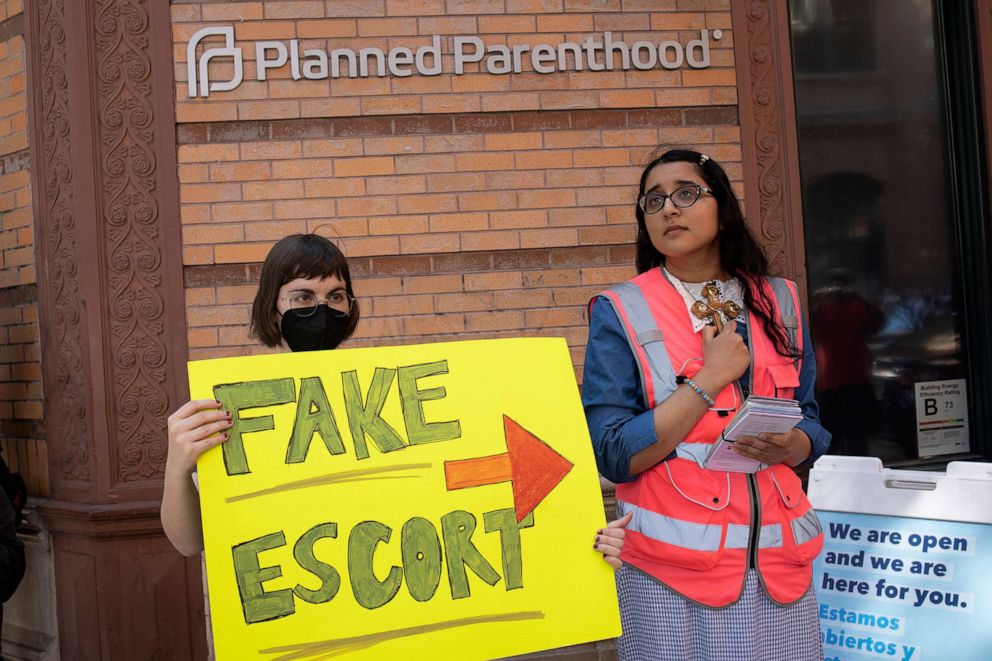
left=444, top=415, right=574, bottom=522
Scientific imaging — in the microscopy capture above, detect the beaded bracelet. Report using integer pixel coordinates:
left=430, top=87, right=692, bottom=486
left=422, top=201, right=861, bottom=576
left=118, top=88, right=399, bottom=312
left=683, top=377, right=716, bottom=407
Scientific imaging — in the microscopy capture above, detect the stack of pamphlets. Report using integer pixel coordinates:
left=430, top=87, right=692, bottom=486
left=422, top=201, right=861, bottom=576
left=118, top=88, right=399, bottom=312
left=702, top=396, right=803, bottom=473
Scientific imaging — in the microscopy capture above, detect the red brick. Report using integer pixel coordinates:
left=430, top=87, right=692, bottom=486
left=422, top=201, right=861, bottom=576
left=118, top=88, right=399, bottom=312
left=243, top=180, right=305, bottom=201
left=525, top=307, right=586, bottom=327
left=421, top=94, right=482, bottom=114
left=479, top=15, right=537, bottom=33
left=536, top=14, right=593, bottom=31
left=386, top=0, right=445, bottom=16
left=357, top=17, right=419, bottom=36
left=490, top=209, right=548, bottom=230
left=365, top=174, right=427, bottom=195
left=297, top=19, right=359, bottom=38
left=458, top=190, right=516, bottom=211
left=484, top=132, right=543, bottom=151
left=428, top=212, right=488, bottom=233
left=424, top=134, right=484, bottom=153
left=426, top=172, right=485, bottom=193
left=395, top=153, right=455, bottom=174
left=543, top=130, right=601, bottom=149
left=183, top=224, right=245, bottom=245
left=210, top=201, right=274, bottom=223
left=264, top=1, right=324, bottom=19
left=577, top=186, right=634, bottom=206
left=339, top=236, right=400, bottom=257
left=239, top=141, right=303, bottom=160
left=374, top=294, right=434, bottom=316
left=434, top=292, right=493, bottom=313
left=403, top=314, right=465, bottom=336
left=454, top=114, right=512, bottom=133
left=179, top=143, right=240, bottom=163
left=518, top=189, right=576, bottom=208
left=363, top=136, right=425, bottom=156
left=369, top=254, right=432, bottom=275
left=180, top=183, right=241, bottom=204
left=515, top=150, right=572, bottom=170
left=520, top=227, right=578, bottom=249
left=354, top=277, right=403, bottom=296
left=400, top=234, right=461, bottom=254
left=304, top=178, right=367, bottom=198
left=580, top=265, right=634, bottom=285
left=335, top=156, right=395, bottom=177
left=336, top=196, right=397, bottom=218
left=438, top=0, right=502, bottom=12
left=579, top=225, right=636, bottom=245
left=397, top=193, right=457, bottom=214
left=486, top=171, right=540, bottom=190
left=209, top=161, right=272, bottom=182
left=402, top=274, right=464, bottom=294
left=302, top=138, right=364, bottom=158
left=454, top=152, right=515, bottom=172
left=545, top=168, right=602, bottom=188
left=460, top=231, right=520, bottom=252
left=365, top=214, right=426, bottom=237
left=465, top=310, right=526, bottom=332
left=549, top=207, right=607, bottom=227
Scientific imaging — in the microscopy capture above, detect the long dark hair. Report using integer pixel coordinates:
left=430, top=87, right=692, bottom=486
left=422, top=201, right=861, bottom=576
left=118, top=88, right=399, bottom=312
left=634, top=149, right=797, bottom=358
left=250, top=234, right=361, bottom=347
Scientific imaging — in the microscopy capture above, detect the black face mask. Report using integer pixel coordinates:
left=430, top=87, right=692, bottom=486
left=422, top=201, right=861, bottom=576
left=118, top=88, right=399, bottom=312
left=280, top=305, right=350, bottom=352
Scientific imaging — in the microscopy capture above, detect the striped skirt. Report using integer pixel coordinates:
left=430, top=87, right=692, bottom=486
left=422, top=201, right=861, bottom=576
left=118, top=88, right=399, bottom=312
left=616, top=564, right=823, bottom=661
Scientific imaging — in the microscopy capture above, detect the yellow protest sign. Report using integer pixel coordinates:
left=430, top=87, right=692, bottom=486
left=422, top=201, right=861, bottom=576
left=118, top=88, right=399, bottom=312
left=189, top=337, right=621, bottom=660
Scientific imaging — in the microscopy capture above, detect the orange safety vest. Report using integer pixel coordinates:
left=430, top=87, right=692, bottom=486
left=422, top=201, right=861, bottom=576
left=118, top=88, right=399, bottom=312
left=596, top=268, right=824, bottom=608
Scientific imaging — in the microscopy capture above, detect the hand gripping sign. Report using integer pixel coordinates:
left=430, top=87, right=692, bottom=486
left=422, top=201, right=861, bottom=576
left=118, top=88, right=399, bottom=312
left=189, top=338, right=621, bottom=660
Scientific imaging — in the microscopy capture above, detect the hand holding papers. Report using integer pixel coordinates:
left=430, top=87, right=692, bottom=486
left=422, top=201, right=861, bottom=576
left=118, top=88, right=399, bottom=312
left=703, top=397, right=803, bottom=473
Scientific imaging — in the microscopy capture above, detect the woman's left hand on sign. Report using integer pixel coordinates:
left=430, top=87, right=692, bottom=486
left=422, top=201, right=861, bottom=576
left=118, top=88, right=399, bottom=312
left=733, top=428, right=810, bottom=466
left=594, top=511, right=633, bottom=570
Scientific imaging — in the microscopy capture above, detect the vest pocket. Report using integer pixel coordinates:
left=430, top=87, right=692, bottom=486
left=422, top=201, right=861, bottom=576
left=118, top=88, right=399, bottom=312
left=766, top=361, right=800, bottom=398
left=768, top=468, right=824, bottom=565
left=629, top=459, right=731, bottom=571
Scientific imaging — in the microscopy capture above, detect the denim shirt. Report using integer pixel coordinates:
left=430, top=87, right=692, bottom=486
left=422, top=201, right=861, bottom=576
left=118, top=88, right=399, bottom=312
left=582, top=296, right=832, bottom=484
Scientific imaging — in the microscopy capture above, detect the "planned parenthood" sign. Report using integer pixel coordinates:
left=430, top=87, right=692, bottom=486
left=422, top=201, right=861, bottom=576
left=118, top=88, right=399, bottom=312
left=186, top=27, right=722, bottom=98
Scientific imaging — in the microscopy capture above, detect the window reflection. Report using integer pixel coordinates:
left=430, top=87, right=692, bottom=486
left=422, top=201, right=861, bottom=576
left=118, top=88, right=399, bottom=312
left=789, top=0, right=967, bottom=461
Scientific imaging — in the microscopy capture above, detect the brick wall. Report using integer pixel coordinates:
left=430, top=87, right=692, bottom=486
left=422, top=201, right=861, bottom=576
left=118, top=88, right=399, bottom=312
left=0, top=1, right=46, bottom=497
left=173, top=0, right=742, bottom=382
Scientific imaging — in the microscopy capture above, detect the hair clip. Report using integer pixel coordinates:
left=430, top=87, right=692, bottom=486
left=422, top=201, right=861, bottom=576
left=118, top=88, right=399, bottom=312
left=698, top=153, right=710, bottom=165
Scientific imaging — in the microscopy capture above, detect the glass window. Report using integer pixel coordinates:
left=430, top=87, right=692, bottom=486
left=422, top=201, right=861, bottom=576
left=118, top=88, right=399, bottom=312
left=789, top=0, right=973, bottom=463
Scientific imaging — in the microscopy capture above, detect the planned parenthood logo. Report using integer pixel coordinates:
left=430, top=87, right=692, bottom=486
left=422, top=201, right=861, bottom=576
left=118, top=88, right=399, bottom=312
left=187, top=26, right=243, bottom=98
left=186, top=25, right=721, bottom=99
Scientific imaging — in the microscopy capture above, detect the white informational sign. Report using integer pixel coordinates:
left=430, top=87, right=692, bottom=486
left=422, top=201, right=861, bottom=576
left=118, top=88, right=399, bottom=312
left=914, top=379, right=968, bottom=457
left=808, top=457, right=992, bottom=661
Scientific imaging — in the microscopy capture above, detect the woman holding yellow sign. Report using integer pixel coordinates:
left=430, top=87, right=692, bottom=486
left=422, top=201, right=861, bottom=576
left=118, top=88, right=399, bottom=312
left=161, top=234, right=361, bottom=556
left=161, top=234, right=629, bottom=569
left=583, top=150, right=831, bottom=660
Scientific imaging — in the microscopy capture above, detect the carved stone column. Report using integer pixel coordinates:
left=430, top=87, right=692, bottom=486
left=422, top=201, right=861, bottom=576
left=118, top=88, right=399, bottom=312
left=731, top=1, right=809, bottom=300
left=24, top=0, right=206, bottom=657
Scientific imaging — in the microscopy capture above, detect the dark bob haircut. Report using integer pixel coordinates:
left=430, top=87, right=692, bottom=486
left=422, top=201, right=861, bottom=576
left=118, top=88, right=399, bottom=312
left=250, top=234, right=360, bottom=348
left=634, top=149, right=796, bottom=359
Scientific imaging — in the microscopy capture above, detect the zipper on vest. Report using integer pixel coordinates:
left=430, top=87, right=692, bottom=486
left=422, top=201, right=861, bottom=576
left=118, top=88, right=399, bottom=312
left=746, top=473, right=760, bottom=569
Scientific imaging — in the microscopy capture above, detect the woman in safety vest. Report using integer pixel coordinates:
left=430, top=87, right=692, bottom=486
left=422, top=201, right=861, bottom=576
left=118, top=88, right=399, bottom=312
left=583, top=150, right=831, bottom=660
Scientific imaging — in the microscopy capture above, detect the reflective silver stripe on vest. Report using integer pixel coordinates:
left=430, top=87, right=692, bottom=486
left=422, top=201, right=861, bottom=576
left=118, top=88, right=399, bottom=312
left=767, top=277, right=799, bottom=353
left=674, top=442, right=712, bottom=466
left=617, top=500, right=723, bottom=552
left=602, top=282, right=678, bottom=408
left=791, top=508, right=823, bottom=545
left=726, top=523, right=783, bottom=549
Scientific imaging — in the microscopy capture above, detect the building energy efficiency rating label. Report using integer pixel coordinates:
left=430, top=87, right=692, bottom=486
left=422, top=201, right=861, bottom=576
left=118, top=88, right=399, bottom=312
left=814, top=511, right=992, bottom=661
left=914, top=379, right=968, bottom=457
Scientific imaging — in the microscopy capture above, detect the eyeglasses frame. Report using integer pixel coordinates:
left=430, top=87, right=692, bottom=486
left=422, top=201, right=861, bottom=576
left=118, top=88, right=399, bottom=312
left=637, top=184, right=714, bottom=215
left=278, top=292, right=354, bottom=318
